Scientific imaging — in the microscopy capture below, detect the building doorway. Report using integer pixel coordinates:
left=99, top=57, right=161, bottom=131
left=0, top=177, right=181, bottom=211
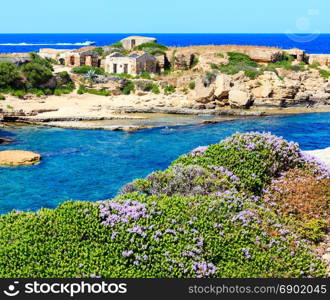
left=113, top=64, right=117, bottom=73
left=131, top=39, right=136, bottom=48
left=123, top=64, right=128, bottom=74
left=70, top=56, right=75, bottom=65
left=85, top=56, right=92, bottom=66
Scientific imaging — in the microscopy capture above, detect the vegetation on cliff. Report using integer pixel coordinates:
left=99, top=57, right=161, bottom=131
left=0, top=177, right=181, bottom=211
left=0, top=53, right=74, bottom=97
left=0, top=132, right=329, bottom=278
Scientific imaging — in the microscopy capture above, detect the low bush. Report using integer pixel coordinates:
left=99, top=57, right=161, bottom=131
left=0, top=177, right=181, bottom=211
left=164, top=85, right=176, bottom=95
left=0, top=93, right=5, bottom=100
left=0, top=61, right=20, bottom=88
left=134, top=42, right=168, bottom=51
left=122, top=81, right=135, bottom=95
left=151, top=85, right=160, bottom=94
left=94, top=47, right=104, bottom=56
left=85, top=88, right=111, bottom=96
left=188, top=82, right=195, bottom=90
left=175, top=132, right=305, bottom=194
left=319, top=69, right=330, bottom=79
left=72, top=66, right=105, bottom=75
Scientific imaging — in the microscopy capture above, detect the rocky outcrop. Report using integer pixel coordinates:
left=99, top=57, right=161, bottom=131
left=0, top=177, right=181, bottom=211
left=192, top=77, right=215, bottom=103
left=173, top=53, right=195, bottom=70
left=0, top=150, right=41, bottom=166
left=214, top=74, right=231, bottom=98
left=228, top=90, right=253, bottom=108
left=308, top=54, right=330, bottom=66
left=305, top=148, right=330, bottom=167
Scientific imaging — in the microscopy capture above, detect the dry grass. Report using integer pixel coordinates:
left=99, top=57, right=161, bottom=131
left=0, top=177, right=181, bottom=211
left=266, top=168, right=330, bottom=221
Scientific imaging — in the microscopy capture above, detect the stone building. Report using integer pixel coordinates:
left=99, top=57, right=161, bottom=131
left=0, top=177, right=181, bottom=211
left=285, top=48, right=307, bottom=62
left=120, top=36, right=157, bottom=50
left=39, top=48, right=70, bottom=62
left=104, top=52, right=157, bottom=75
left=64, top=49, right=99, bottom=67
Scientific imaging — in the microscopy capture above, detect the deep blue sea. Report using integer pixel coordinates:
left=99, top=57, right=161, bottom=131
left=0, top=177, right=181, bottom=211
left=0, top=112, right=329, bottom=214
left=1, top=33, right=330, bottom=54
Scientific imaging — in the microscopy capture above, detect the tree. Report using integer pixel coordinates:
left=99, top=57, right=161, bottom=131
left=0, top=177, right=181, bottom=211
left=21, top=63, right=53, bottom=88
left=0, top=62, right=20, bottom=88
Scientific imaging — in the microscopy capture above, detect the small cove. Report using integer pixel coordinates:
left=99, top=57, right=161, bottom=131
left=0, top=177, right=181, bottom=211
left=0, top=112, right=329, bottom=214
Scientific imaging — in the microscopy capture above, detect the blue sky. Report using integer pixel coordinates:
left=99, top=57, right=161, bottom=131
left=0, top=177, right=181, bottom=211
left=0, top=0, right=329, bottom=33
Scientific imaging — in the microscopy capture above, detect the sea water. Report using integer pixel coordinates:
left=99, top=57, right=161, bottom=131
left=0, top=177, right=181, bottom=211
left=0, top=112, right=329, bottom=214
left=1, top=33, right=330, bottom=54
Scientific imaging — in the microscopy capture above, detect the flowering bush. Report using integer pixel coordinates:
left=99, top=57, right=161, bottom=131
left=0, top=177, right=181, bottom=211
left=121, top=164, right=240, bottom=197
left=0, top=193, right=326, bottom=278
left=175, top=132, right=307, bottom=194
left=0, top=132, right=328, bottom=278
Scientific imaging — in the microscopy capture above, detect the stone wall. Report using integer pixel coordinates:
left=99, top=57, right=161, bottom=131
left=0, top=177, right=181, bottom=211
left=308, top=54, right=330, bottom=66
left=64, top=51, right=99, bottom=67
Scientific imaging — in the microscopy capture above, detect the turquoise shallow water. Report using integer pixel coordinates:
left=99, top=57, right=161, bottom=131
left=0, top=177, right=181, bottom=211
left=0, top=112, right=329, bottom=214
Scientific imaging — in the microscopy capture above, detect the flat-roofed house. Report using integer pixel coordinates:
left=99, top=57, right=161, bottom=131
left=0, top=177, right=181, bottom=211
left=120, top=36, right=157, bottom=50
left=104, top=52, right=157, bottom=75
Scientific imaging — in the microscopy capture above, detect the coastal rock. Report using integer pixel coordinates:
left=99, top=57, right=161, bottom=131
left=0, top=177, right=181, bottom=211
left=304, top=147, right=330, bottom=166
left=310, top=92, right=330, bottom=103
left=252, top=81, right=273, bottom=98
left=228, top=90, right=253, bottom=108
left=272, top=84, right=297, bottom=99
left=173, top=53, right=195, bottom=70
left=192, top=78, right=215, bottom=103
left=0, top=137, right=13, bottom=145
left=294, top=91, right=311, bottom=102
left=0, top=150, right=41, bottom=166
left=214, top=74, right=231, bottom=98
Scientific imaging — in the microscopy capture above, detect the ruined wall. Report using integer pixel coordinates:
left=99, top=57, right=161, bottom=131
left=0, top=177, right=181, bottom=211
left=308, top=54, right=330, bottom=66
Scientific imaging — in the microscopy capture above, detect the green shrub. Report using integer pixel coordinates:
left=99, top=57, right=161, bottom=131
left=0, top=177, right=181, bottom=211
left=0, top=93, right=5, bottom=100
left=319, top=69, right=330, bottom=79
left=296, top=219, right=327, bottom=243
left=174, top=132, right=303, bottom=194
left=134, top=42, right=168, bottom=51
left=188, top=82, right=195, bottom=90
left=21, top=63, right=53, bottom=88
left=216, top=53, right=224, bottom=58
left=243, top=68, right=263, bottom=79
left=72, top=66, right=104, bottom=75
left=149, top=49, right=166, bottom=56
left=0, top=192, right=325, bottom=278
left=164, top=85, right=176, bottom=95
left=54, top=89, right=62, bottom=96
left=122, top=81, right=135, bottom=95
left=85, top=88, right=111, bottom=96
left=309, top=62, right=321, bottom=69
left=111, top=41, right=124, bottom=48
left=11, top=90, right=26, bottom=99
left=191, top=56, right=199, bottom=67
left=151, top=85, right=160, bottom=94
left=227, top=52, right=258, bottom=67
left=29, top=53, right=54, bottom=71
left=0, top=62, right=20, bottom=88
left=35, top=90, right=44, bottom=97
left=94, top=47, right=104, bottom=56
left=139, top=72, right=152, bottom=80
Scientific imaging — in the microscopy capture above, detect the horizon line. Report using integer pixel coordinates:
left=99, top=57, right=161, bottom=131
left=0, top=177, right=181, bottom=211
left=0, top=32, right=330, bottom=35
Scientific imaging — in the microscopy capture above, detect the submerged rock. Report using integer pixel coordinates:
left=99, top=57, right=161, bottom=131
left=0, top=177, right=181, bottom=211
left=0, top=137, right=13, bottom=145
left=0, top=150, right=41, bottom=166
